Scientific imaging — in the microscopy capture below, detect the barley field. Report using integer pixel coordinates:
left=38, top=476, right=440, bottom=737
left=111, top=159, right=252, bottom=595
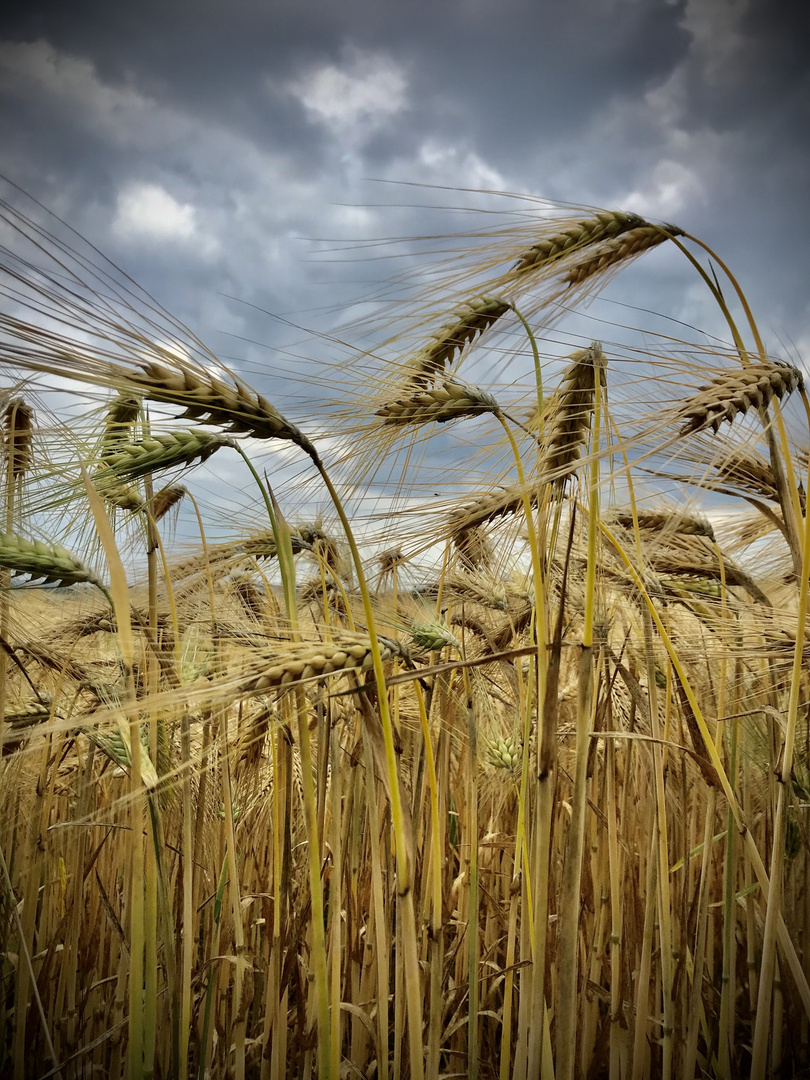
left=1, top=186, right=809, bottom=1079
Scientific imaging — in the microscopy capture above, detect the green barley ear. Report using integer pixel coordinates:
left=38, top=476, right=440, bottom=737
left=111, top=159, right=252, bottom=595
left=487, top=733, right=521, bottom=775
left=83, top=717, right=160, bottom=789
left=99, top=429, right=232, bottom=480
left=409, top=619, right=461, bottom=654
left=0, top=532, right=105, bottom=590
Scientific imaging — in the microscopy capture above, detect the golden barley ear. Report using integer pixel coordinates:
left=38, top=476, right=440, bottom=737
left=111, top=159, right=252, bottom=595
left=376, top=379, right=500, bottom=427
left=238, top=634, right=409, bottom=694
left=3, top=397, right=33, bottom=484
left=678, top=362, right=803, bottom=435
left=541, top=341, right=606, bottom=480
left=407, top=296, right=512, bottom=386
left=510, top=210, right=645, bottom=274
left=563, top=223, right=684, bottom=286
left=130, top=360, right=317, bottom=455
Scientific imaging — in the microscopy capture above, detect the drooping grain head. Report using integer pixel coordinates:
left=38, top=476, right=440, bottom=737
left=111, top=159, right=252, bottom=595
left=511, top=211, right=646, bottom=276
left=408, top=296, right=511, bottom=386
left=150, top=484, right=187, bottom=522
left=130, top=360, right=316, bottom=456
left=563, top=223, right=684, bottom=287
left=376, top=379, right=500, bottom=427
left=3, top=397, right=33, bottom=483
left=0, top=532, right=104, bottom=589
left=678, top=362, right=803, bottom=436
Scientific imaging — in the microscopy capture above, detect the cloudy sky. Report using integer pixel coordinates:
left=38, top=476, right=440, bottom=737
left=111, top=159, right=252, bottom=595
left=0, top=0, right=809, bottom=555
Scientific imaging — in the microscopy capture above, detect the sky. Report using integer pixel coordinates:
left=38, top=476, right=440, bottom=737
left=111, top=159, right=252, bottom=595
left=0, top=0, right=809, bottom=561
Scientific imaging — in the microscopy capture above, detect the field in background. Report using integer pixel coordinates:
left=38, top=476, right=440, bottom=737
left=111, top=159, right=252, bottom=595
left=1, top=190, right=809, bottom=1079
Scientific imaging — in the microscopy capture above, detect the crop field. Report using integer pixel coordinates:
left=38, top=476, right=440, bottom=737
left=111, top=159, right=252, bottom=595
left=0, top=187, right=809, bottom=1079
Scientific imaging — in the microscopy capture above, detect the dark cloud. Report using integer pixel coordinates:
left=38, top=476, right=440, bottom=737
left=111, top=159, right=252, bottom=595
left=0, top=0, right=808, bottom=379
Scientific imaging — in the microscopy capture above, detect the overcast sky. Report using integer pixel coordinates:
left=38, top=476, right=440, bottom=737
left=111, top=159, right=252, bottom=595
left=1, top=0, right=809, bottom=558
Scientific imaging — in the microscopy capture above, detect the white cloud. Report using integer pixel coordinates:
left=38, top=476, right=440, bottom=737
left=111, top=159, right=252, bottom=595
left=287, top=49, right=407, bottom=126
left=618, top=159, right=705, bottom=219
left=112, top=183, right=201, bottom=246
